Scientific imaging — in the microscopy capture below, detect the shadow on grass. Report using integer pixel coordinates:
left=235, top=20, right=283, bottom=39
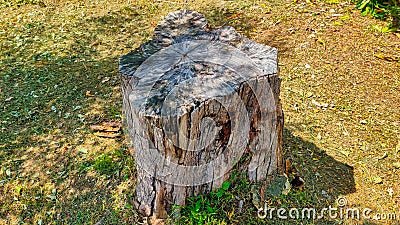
left=283, top=128, right=357, bottom=200
left=174, top=127, right=359, bottom=224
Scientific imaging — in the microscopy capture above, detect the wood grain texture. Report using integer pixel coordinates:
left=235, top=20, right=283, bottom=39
left=119, top=10, right=283, bottom=220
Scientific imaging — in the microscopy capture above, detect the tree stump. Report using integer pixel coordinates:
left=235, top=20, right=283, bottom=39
left=119, top=10, right=283, bottom=220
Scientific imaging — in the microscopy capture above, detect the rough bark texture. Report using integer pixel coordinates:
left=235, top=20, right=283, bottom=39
left=119, top=10, right=283, bottom=220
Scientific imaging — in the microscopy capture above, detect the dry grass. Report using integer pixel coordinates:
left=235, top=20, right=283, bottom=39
left=0, top=0, right=399, bottom=224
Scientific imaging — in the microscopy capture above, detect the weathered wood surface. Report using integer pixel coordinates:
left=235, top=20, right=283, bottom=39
left=119, top=10, right=283, bottom=220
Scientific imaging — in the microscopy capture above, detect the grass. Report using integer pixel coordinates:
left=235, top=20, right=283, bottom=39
left=0, top=0, right=399, bottom=224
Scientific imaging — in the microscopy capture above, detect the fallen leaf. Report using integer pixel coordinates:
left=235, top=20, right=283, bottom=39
left=373, top=176, right=383, bottom=184
left=332, top=21, right=343, bottom=26
left=78, top=148, right=88, bottom=154
left=89, top=40, right=101, bottom=47
left=5, top=168, right=11, bottom=177
left=86, top=90, right=94, bottom=97
left=35, top=61, right=47, bottom=66
left=340, top=15, right=350, bottom=21
left=101, top=77, right=110, bottom=83
left=47, top=195, right=57, bottom=200
left=374, top=53, right=399, bottom=62
left=70, top=107, right=80, bottom=113
left=311, top=99, right=329, bottom=108
left=378, top=152, right=388, bottom=160
left=388, top=188, right=394, bottom=197
left=281, top=175, right=291, bottom=195
left=227, top=13, right=242, bottom=20
left=393, top=162, right=400, bottom=169
left=338, top=150, right=350, bottom=157
left=316, top=38, right=326, bottom=49
left=228, top=208, right=235, bottom=218
left=5, top=97, right=13, bottom=102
